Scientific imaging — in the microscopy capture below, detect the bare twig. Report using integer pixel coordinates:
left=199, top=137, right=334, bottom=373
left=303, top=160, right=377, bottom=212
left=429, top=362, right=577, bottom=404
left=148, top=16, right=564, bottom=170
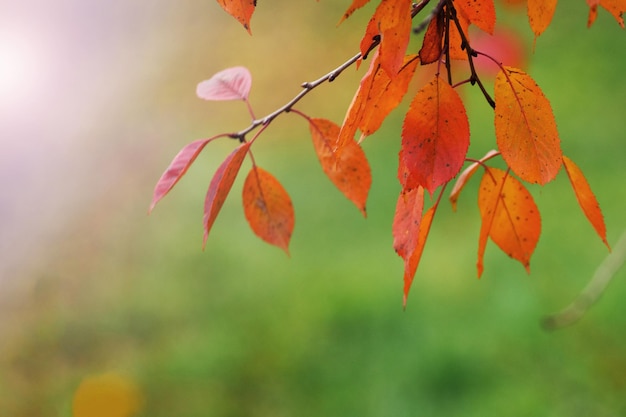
left=542, top=229, right=626, bottom=330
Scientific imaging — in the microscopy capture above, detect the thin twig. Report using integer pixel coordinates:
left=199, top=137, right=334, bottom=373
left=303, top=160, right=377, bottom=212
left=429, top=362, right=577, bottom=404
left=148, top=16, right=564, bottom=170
left=542, top=229, right=626, bottom=330
left=446, top=0, right=495, bottom=108
left=413, top=0, right=445, bottom=35
left=229, top=0, right=449, bottom=143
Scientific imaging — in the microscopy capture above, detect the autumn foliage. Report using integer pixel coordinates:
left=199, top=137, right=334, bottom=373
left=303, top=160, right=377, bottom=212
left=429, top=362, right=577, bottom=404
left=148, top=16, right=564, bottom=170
left=151, top=0, right=621, bottom=306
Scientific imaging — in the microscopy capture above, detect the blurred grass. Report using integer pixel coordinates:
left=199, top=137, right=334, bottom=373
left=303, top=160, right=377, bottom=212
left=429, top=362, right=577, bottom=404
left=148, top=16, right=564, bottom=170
left=1, top=1, right=626, bottom=417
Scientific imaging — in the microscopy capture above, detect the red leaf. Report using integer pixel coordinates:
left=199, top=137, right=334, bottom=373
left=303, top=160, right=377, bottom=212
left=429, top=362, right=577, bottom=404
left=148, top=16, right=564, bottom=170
left=399, top=75, right=470, bottom=193
left=339, top=0, right=372, bottom=24
left=393, top=186, right=425, bottom=261
left=563, top=155, right=610, bottom=250
left=359, top=0, right=413, bottom=77
left=203, top=142, right=252, bottom=248
left=392, top=186, right=436, bottom=307
left=477, top=168, right=541, bottom=277
left=527, top=0, right=558, bottom=38
left=419, top=10, right=444, bottom=64
left=309, top=118, right=371, bottom=216
left=456, top=0, right=496, bottom=34
left=242, top=167, right=295, bottom=255
left=149, top=137, right=219, bottom=213
left=494, top=66, right=563, bottom=185
left=587, top=0, right=626, bottom=28
left=338, top=52, right=419, bottom=148
left=449, top=149, right=500, bottom=211
left=196, top=66, right=252, bottom=101
left=215, top=0, right=256, bottom=33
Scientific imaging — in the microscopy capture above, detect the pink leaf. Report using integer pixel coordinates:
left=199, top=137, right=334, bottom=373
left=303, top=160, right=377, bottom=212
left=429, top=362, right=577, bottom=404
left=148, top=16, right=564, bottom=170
left=196, top=66, right=252, bottom=101
left=149, top=137, right=221, bottom=213
left=203, top=141, right=252, bottom=248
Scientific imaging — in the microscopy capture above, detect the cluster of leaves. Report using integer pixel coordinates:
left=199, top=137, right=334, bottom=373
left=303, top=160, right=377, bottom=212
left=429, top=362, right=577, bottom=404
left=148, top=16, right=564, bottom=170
left=151, top=0, right=622, bottom=306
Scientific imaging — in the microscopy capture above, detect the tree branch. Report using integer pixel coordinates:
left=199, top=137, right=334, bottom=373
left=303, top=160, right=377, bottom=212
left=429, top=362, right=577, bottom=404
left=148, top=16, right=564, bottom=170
left=542, top=229, right=626, bottom=330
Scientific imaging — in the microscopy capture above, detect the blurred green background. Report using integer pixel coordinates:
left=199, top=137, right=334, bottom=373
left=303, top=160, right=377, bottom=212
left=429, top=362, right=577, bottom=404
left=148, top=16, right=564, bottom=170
left=1, top=1, right=625, bottom=416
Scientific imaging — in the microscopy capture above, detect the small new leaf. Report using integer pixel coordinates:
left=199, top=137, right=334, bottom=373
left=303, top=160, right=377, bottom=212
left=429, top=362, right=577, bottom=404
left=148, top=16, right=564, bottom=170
left=203, top=142, right=252, bottom=248
left=243, top=167, right=295, bottom=255
left=563, top=155, right=610, bottom=250
left=309, top=118, right=371, bottom=216
left=477, top=168, right=541, bottom=277
left=494, top=66, right=563, bottom=185
left=196, top=66, right=252, bottom=101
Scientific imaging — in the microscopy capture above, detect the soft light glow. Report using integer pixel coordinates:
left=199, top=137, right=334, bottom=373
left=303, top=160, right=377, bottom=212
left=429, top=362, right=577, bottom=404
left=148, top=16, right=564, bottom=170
left=0, top=27, right=46, bottom=119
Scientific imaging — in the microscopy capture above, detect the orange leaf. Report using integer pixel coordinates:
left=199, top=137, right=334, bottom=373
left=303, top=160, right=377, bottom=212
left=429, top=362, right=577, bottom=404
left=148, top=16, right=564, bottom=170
left=527, top=0, right=558, bottom=38
left=338, top=52, right=419, bottom=148
left=587, top=0, right=626, bottom=28
left=494, top=66, right=563, bottom=185
left=449, top=149, right=500, bottom=211
left=399, top=75, right=470, bottom=193
left=242, top=167, right=295, bottom=255
left=339, top=0, right=372, bottom=24
left=477, top=168, right=541, bottom=277
left=392, top=187, right=436, bottom=307
left=359, top=0, right=413, bottom=77
left=203, top=141, right=251, bottom=248
left=419, top=10, right=444, bottom=64
left=215, top=0, right=256, bottom=34
left=456, top=0, right=496, bottom=34
left=309, top=118, right=372, bottom=216
left=563, top=155, right=610, bottom=250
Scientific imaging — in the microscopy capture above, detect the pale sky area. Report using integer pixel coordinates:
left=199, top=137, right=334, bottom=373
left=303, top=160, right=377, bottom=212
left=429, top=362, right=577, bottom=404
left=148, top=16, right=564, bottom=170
left=0, top=0, right=184, bottom=290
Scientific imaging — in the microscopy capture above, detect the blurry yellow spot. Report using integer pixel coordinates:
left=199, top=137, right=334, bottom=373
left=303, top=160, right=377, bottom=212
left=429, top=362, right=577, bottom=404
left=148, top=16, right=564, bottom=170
left=72, top=372, right=144, bottom=417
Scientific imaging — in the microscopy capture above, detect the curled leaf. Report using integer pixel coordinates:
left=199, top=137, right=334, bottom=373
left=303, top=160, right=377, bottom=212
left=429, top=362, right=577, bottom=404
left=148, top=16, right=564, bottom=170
left=494, top=66, right=562, bottom=185
left=196, top=66, right=252, bottom=101
left=309, top=118, right=371, bottom=216
left=203, top=142, right=252, bottom=248
left=243, top=167, right=295, bottom=255
left=449, top=149, right=500, bottom=211
left=477, top=168, right=541, bottom=277
left=563, top=155, right=610, bottom=250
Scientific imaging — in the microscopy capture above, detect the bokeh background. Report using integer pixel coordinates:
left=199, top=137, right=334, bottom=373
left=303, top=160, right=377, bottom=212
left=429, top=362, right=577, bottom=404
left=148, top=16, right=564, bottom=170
left=1, top=1, right=625, bottom=416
